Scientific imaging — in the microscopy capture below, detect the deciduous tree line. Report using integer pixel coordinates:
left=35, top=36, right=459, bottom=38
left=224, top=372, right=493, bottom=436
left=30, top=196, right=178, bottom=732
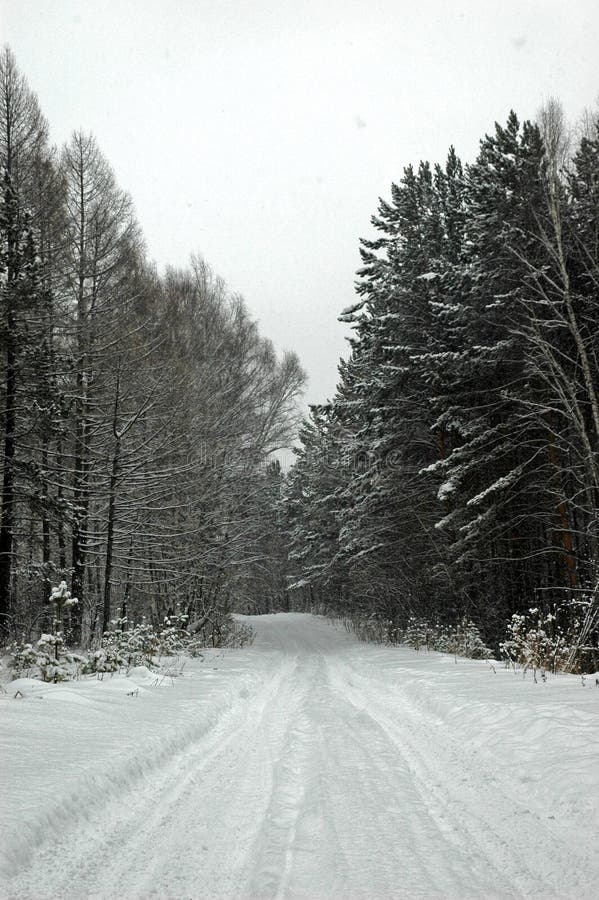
left=0, top=47, right=304, bottom=644
left=286, top=105, right=599, bottom=669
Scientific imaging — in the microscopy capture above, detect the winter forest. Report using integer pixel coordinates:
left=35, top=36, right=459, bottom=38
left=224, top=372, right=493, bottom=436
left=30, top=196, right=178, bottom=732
left=1, top=45, right=599, bottom=674
left=0, top=46, right=305, bottom=656
left=2, top=31, right=599, bottom=900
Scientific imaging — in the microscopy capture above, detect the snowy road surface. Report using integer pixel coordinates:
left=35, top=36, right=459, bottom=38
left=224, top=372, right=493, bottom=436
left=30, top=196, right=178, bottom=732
left=1, top=613, right=598, bottom=899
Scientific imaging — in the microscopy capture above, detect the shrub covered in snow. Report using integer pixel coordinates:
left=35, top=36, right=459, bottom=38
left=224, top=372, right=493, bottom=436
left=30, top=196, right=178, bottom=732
left=402, top=617, right=491, bottom=659
left=500, top=590, right=599, bottom=673
left=94, top=612, right=254, bottom=670
left=9, top=632, right=86, bottom=683
left=441, top=618, right=493, bottom=660
left=404, top=618, right=438, bottom=651
left=348, top=612, right=491, bottom=660
left=500, top=607, right=573, bottom=672
left=92, top=619, right=160, bottom=671
left=158, top=612, right=191, bottom=656
left=81, top=643, right=127, bottom=674
left=8, top=640, right=41, bottom=678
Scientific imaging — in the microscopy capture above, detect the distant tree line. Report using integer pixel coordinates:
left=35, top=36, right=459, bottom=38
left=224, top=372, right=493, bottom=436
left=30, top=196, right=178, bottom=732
left=285, top=104, right=599, bottom=670
left=0, top=47, right=304, bottom=644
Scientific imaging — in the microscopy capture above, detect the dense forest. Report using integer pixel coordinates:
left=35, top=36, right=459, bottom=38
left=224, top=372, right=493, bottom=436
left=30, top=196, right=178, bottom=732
left=0, top=47, right=304, bottom=647
left=1, top=47, right=598, bottom=672
left=286, top=103, right=599, bottom=671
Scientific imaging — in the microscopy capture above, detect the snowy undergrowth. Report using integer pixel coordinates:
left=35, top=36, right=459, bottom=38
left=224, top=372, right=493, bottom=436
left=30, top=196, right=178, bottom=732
left=345, top=606, right=599, bottom=674
left=501, top=602, right=599, bottom=675
left=4, top=611, right=255, bottom=684
left=347, top=614, right=492, bottom=659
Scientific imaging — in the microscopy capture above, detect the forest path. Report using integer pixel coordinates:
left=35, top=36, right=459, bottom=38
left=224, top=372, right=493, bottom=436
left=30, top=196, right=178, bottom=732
left=3, top=613, right=598, bottom=899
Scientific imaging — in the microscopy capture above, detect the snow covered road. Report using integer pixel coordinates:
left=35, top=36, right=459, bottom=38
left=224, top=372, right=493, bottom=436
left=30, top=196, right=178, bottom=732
left=2, top=613, right=598, bottom=899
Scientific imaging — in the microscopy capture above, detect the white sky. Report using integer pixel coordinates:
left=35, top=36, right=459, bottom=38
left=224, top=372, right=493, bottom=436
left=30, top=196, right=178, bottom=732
left=1, top=0, right=598, bottom=410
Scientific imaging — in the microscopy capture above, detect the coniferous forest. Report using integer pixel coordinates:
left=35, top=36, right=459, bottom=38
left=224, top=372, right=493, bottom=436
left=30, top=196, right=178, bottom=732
left=286, top=104, right=599, bottom=671
left=1, top=46, right=598, bottom=671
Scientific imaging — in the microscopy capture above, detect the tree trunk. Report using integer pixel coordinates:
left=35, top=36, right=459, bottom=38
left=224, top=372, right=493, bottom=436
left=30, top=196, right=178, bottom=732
left=102, top=442, right=120, bottom=633
left=546, top=416, right=578, bottom=590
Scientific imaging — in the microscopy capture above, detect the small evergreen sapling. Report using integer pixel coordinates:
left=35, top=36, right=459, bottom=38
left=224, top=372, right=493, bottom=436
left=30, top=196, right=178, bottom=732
left=49, top=581, right=78, bottom=656
left=9, top=583, right=82, bottom=682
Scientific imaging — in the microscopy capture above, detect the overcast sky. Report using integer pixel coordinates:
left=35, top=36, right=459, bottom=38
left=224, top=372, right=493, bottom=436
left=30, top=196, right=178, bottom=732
left=1, top=0, right=598, bottom=410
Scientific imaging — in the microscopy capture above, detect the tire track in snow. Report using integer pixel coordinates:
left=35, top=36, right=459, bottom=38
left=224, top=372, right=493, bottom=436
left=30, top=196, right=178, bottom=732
left=313, top=660, right=482, bottom=899
left=252, top=641, right=477, bottom=899
left=3, top=614, right=597, bottom=900
left=247, top=655, right=346, bottom=900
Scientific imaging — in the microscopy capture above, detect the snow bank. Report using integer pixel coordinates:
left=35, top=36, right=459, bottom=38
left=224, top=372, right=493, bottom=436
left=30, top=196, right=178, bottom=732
left=0, top=650, right=270, bottom=878
left=337, top=640, right=599, bottom=853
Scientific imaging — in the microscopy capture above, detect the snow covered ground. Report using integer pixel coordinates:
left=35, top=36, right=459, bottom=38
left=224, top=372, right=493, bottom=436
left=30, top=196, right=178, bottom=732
left=1, top=613, right=598, bottom=899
